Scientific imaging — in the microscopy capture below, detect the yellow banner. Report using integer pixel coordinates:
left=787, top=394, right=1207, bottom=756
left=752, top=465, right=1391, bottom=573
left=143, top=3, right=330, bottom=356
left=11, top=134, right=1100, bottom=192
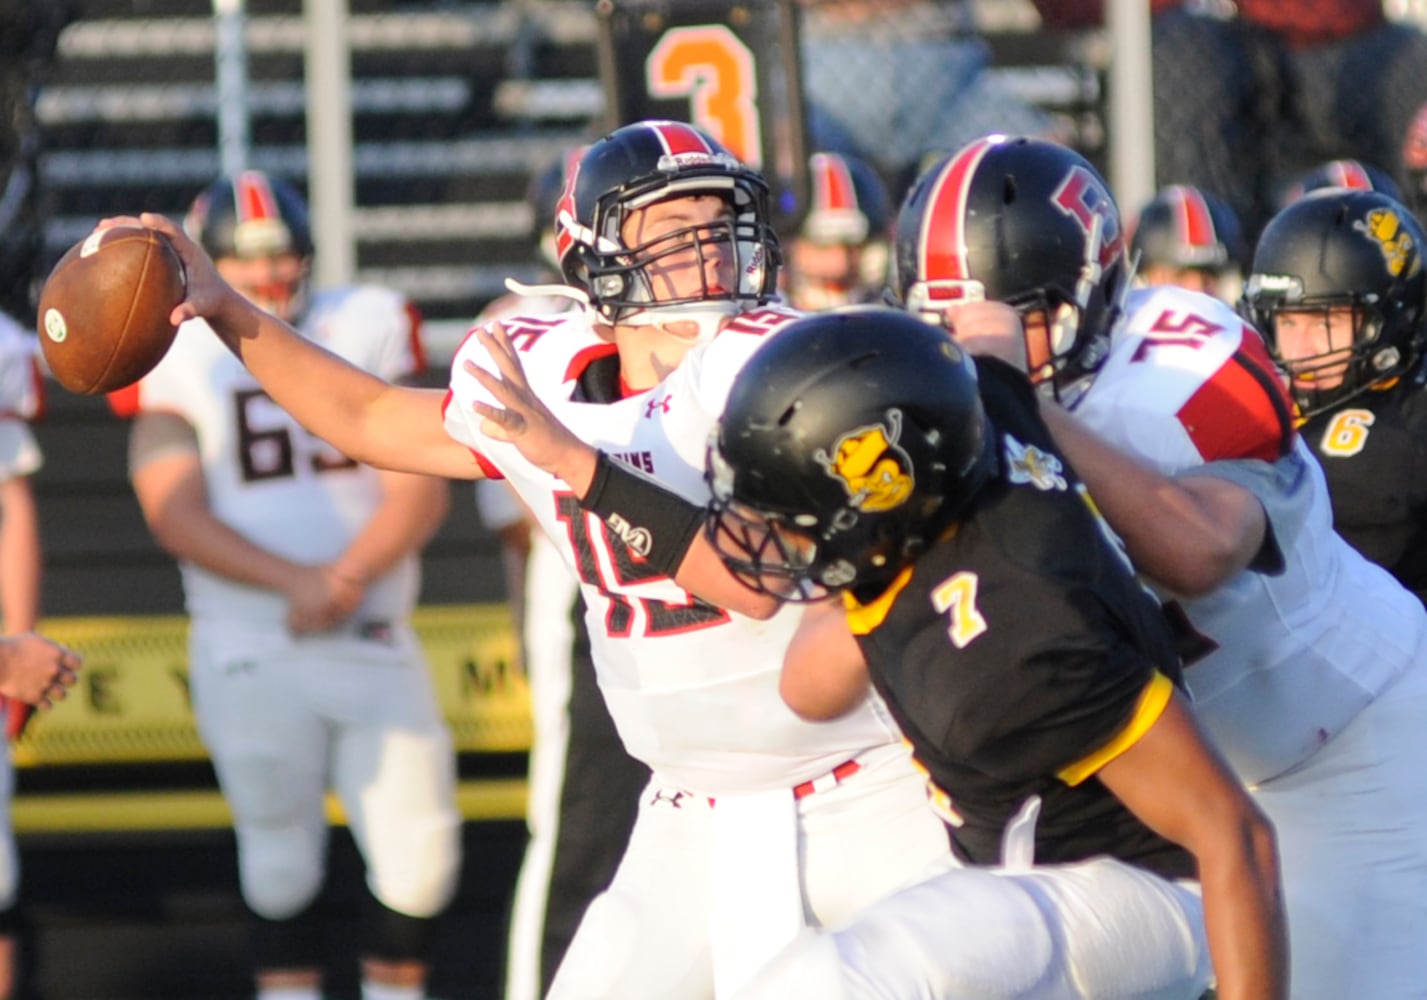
left=18, top=604, right=531, bottom=767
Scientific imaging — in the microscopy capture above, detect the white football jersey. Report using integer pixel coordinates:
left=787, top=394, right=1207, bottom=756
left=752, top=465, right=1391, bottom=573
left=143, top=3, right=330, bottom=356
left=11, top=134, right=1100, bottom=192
left=1074, top=285, right=1427, bottom=783
left=113, top=285, right=425, bottom=627
left=444, top=306, right=905, bottom=795
left=0, top=310, right=43, bottom=482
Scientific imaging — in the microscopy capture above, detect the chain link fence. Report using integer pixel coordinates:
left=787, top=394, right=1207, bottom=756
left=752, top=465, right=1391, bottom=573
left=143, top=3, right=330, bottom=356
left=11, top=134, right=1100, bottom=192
left=10, top=1, right=1427, bottom=335
left=0, top=0, right=1111, bottom=345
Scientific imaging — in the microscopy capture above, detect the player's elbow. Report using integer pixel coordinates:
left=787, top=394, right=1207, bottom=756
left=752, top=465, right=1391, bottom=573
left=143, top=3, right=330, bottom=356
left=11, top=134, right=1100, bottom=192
left=731, top=590, right=782, bottom=620
left=1150, top=478, right=1269, bottom=597
left=779, top=669, right=856, bottom=721
left=1149, top=540, right=1247, bottom=598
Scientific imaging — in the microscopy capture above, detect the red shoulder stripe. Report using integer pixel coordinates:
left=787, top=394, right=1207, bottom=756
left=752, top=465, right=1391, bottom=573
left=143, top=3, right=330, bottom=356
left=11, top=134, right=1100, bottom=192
left=1176, top=329, right=1295, bottom=461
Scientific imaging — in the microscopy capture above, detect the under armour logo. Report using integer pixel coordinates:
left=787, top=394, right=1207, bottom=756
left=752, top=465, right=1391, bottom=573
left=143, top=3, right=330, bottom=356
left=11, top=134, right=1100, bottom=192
left=649, top=788, right=694, bottom=809
left=646, top=395, right=673, bottom=418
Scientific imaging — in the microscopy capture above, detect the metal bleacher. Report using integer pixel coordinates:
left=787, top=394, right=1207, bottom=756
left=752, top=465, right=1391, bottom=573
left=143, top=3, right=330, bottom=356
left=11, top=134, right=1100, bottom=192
left=35, top=0, right=603, bottom=354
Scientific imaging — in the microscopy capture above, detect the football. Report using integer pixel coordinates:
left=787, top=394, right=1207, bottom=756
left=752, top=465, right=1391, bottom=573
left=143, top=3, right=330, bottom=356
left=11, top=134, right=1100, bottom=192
left=36, top=224, right=186, bottom=395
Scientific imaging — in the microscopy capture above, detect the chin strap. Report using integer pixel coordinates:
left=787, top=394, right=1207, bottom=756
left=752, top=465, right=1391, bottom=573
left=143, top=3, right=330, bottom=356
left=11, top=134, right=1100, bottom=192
left=503, top=277, right=592, bottom=308
left=617, top=300, right=742, bottom=343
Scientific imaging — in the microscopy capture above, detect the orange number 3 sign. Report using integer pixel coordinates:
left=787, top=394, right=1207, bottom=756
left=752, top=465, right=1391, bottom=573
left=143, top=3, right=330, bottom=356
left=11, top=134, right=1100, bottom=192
left=646, top=24, right=763, bottom=167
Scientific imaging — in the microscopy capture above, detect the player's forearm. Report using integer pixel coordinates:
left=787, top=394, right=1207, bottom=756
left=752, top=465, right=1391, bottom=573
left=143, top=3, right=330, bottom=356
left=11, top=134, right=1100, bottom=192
left=1042, top=403, right=1264, bottom=596
left=780, top=601, right=869, bottom=719
left=673, top=532, right=782, bottom=619
left=0, top=476, right=42, bottom=633
left=331, top=472, right=451, bottom=585
left=150, top=506, right=307, bottom=594
left=206, top=290, right=398, bottom=459
left=1198, top=820, right=1289, bottom=1000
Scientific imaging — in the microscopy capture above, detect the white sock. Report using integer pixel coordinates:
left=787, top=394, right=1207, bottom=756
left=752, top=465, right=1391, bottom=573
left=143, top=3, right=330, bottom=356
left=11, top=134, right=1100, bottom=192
left=256, top=988, right=322, bottom=1000
left=361, top=982, right=424, bottom=1000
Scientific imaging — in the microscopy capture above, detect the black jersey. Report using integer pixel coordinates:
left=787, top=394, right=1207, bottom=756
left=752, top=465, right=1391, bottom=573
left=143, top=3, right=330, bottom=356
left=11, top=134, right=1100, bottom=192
left=1300, top=366, right=1427, bottom=604
left=847, top=359, right=1194, bottom=880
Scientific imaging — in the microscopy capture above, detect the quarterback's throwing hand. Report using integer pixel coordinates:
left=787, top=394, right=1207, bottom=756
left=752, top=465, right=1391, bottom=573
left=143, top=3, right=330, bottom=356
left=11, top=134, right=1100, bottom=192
left=465, top=323, right=598, bottom=492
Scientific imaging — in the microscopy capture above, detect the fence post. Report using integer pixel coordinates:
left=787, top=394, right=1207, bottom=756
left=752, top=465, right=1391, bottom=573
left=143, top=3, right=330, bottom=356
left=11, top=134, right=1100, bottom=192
left=1106, top=0, right=1155, bottom=216
left=212, top=0, right=250, bottom=178
left=304, top=0, right=357, bottom=287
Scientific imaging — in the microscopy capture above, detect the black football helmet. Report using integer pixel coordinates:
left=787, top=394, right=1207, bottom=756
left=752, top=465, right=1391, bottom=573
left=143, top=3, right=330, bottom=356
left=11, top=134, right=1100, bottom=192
left=706, top=306, right=995, bottom=603
left=185, top=170, right=313, bottom=321
left=1279, top=158, right=1404, bottom=210
left=1241, top=188, right=1427, bottom=417
left=801, top=151, right=892, bottom=246
left=554, top=120, right=781, bottom=329
left=1131, top=184, right=1247, bottom=277
left=787, top=151, right=894, bottom=309
left=185, top=170, right=313, bottom=261
left=893, top=135, right=1127, bottom=397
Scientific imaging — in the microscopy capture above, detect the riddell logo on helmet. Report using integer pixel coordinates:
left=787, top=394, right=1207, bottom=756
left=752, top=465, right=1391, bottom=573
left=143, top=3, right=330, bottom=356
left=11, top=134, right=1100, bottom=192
left=745, top=244, right=765, bottom=275
left=657, top=151, right=739, bottom=173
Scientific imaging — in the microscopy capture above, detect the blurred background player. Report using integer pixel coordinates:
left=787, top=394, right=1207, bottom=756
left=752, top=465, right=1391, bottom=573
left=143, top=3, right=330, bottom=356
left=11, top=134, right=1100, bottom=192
left=1242, top=186, right=1427, bottom=603
left=1402, top=102, right=1427, bottom=222
left=109, top=170, right=462, bottom=1000
left=1278, top=156, right=1404, bottom=209
left=0, top=307, right=44, bottom=1000
left=475, top=150, right=649, bottom=1000
left=1034, top=0, right=1427, bottom=236
left=798, top=0, right=1059, bottom=196
left=1129, top=183, right=1247, bottom=302
left=781, top=151, right=892, bottom=311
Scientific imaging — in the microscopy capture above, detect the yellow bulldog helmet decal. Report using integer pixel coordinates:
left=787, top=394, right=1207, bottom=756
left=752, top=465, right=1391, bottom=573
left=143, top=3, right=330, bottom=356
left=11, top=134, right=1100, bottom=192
left=815, top=409, right=914, bottom=512
left=1355, top=205, right=1420, bottom=278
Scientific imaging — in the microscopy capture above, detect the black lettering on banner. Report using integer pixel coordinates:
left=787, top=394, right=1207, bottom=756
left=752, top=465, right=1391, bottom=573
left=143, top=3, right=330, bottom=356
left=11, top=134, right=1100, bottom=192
left=87, top=667, right=121, bottom=715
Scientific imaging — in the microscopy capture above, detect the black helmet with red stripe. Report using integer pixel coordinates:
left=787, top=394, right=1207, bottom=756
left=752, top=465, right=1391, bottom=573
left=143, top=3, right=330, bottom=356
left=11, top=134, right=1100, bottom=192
left=554, top=119, right=781, bottom=330
left=787, top=151, right=893, bottom=310
left=185, top=170, right=313, bottom=261
left=801, top=151, right=891, bottom=246
left=1280, top=158, right=1403, bottom=210
left=1131, top=184, right=1247, bottom=276
left=893, top=134, right=1127, bottom=393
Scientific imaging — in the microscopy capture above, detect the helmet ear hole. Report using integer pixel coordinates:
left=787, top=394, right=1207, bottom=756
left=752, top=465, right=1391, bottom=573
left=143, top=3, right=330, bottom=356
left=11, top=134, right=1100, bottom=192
left=594, top=273, right=626, bottom=298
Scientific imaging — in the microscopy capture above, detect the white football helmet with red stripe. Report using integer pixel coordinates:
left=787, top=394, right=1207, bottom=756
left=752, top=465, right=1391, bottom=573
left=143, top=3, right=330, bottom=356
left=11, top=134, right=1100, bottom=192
left=553, top=119, right=781, bottom=336
left=185, top=170, right=313, bottom=322
left=893, top=134, right=1128, bottom=395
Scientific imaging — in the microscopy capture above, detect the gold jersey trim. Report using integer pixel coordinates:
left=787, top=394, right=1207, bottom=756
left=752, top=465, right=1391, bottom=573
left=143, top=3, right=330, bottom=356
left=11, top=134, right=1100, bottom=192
left=1057, top=671, right=1174, bottom=786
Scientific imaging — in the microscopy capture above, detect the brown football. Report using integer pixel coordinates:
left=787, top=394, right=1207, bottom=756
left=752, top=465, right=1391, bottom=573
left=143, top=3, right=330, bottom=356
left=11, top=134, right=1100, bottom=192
left=36, top=225, right=186, bottom=395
